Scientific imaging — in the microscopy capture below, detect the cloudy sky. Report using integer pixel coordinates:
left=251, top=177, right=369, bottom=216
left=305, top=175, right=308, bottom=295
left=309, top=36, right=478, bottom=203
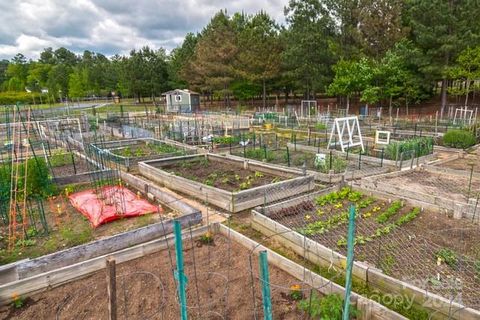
left=0, top=0, right=287, bottom=60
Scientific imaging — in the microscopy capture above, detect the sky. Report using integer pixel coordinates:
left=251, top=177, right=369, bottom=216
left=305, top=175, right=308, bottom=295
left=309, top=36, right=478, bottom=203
left=0, top=0, right=287, bottom=60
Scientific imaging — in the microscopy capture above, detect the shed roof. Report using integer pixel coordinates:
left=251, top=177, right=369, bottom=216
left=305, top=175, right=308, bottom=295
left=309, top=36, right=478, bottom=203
left=162, top=89, right=200, bottom=96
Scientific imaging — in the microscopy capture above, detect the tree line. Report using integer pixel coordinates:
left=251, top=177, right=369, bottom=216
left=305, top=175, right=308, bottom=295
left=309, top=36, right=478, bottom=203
left=2, top=0, right=480, bottom=114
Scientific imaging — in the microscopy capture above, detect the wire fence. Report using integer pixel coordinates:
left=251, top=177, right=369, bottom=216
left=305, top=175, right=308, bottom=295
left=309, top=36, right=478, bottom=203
left=260, top=185, right=480, bottom=312
left=36, top=217, right=344, bottom=320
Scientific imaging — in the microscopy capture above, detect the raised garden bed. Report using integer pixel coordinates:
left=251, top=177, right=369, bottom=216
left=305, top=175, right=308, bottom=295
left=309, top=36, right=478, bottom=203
left=429, top=152, right=480, bottom=178
left=289, top=140, right=437, bottom=169
left=89, top=138, right=197, bottom=171
left=229, top=145, right=393, bottom=183
left=252, top=186, right=480, bottom=319
left=357, top=167, right=480, bottom=220
left=0, top=224, right=403, bottom=320
left=0, top=172, right=200, bottom=267
left=139, top=153, right=315, bottom=212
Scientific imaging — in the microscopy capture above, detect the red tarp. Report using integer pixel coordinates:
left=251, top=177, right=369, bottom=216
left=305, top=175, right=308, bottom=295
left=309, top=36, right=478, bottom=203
left=69, top=186, right=160, bottom=227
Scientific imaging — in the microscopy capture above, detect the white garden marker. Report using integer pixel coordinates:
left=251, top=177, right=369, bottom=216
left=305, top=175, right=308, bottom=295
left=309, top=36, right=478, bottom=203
left=328, top=116, right=364, bottom=152
left=375, top=130, right=391, bottom=145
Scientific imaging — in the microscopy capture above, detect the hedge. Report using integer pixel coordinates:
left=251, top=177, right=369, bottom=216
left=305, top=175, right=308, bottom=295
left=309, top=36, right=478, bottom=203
left=0, top=91, right=47, bottom=105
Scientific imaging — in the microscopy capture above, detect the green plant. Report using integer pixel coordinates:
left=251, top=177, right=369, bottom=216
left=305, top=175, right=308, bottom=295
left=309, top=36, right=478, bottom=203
left=15, top=238, right=36, bottom=247
left=64, top=185, right=75, bottom=196
left=49, top=151, right=73, bottom=167
left=11, top=294, right=25, bottom=309
left=204, top=173, right=218, bottom=186
left=315, top=187, right=352, bottom=207
left=436, top=248, right=458, bottom=268
left=315, top=122, right=327, bottom=131
left=395, top=207, right=420, bottom=226
left=474, top=260, right=480, bottom=277
left=384, top=137, right=433, bottom=160
left=239, top=181, right=251, bottom=190
left=347, top=190, right=363, bottom=202
left=271, top=177, right=280, bottom=183
left=152, top=143, right=180, bottom=154
left=120, top=146, right=133, bottom=157
left=198, top=231, right=214, bottom=245
left=212, top=136, right=240, bottom=145
left=443, top=129, right=476, bottom=149
left=337, top=236, right=347, bottom=247
left=315, top=155, right=347, bottom=174
left=244, top=148, right=274, bottom=161
left=297, top=292, right=357, bottom=319
left=376, top=200, right=403, bottom=223
left=26, top=227, right=38, bottom=238
left=198, top=158, right=210, bottom=167
left=289, top=284, right=303, bottom=301
left=300, top=210, right=350, bottom=236
left=358, top=197, right=375, bottom=209
left=380, top=254, right=396, bottom=275
left=134, top=148, right=144, bottom=157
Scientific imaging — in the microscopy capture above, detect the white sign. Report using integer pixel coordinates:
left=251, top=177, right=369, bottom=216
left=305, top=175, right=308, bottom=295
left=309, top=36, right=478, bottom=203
left=375, top=130, right=391, bottom=145
left=315, top=153, right=326, bottom=167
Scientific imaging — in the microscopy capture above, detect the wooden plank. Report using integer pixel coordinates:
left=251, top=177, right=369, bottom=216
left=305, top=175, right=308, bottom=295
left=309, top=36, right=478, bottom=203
left=6, top=211, right=201, bottom=282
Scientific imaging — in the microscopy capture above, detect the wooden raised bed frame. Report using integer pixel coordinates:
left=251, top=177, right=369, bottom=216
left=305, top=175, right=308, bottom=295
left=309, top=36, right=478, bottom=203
left=139, top=153, right=315, bottom=213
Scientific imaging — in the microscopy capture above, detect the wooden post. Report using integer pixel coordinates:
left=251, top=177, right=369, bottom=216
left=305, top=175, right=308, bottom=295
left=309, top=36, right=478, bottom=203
left=106, top=258, right=117, bottom=320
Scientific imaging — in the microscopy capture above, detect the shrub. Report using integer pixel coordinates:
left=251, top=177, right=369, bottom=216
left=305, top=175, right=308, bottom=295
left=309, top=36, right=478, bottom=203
left=443, top=129, right=476, bottom=149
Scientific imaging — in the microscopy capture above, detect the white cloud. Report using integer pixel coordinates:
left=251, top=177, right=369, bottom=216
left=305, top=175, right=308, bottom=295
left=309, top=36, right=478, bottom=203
left=0, top=0, right=287, bottom=60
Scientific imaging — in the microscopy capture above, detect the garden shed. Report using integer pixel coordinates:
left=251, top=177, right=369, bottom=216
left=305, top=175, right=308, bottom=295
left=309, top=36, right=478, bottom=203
left=163, top=89, right=200, bottom=113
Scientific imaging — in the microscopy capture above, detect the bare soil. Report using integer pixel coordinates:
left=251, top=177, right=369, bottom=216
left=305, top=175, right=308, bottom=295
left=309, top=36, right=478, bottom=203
left=51, top=155, right=92, bottom=176
left=164, top=158, right=286, bottom=192
left=0, top=234, right=315, bottom=320
left=436, top=154, right=480, bottom=173
left=381, top=169, right=480, bottom=201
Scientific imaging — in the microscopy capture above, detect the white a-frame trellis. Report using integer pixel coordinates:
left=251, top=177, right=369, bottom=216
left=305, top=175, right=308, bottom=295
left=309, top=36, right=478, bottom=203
left=328, top=116, right=364, bottom=152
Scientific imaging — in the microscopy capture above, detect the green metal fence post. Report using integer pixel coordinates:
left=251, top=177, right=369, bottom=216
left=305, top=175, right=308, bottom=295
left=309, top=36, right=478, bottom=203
left=259, top=251, right=273, bottom=320
left=174, top=221, right=188, bottom=320
left=329, top=150, right=333, bottom=171
left=343, top=205, right=356, bottom=320
left=380, top=148, right=384, bottom=167
left=286, top=146, right=291, bottom=167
